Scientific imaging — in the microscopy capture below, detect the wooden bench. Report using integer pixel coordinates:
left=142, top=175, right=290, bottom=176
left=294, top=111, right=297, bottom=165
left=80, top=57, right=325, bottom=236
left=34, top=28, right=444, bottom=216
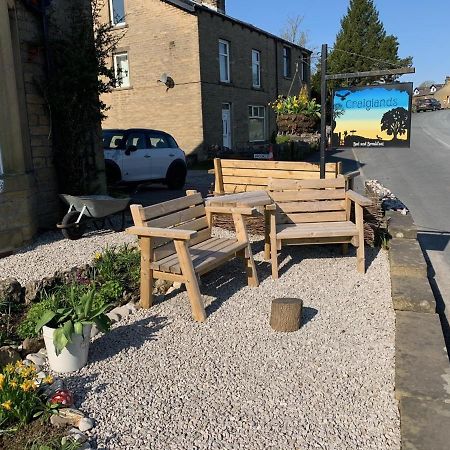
left=127, top=191, right=259, bottom=322
left=266, top=178, right=372, bottom=278
left=211, top=158, right=359, bottom=195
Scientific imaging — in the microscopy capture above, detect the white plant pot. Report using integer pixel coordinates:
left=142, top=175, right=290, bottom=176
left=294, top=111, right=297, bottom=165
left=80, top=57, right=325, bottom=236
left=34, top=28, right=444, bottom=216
left=43, top=324, right=92, bottom=373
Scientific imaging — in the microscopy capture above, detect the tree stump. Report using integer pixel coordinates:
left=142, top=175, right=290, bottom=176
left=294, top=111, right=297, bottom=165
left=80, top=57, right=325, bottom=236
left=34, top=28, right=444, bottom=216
left=270, top=298, right=303, bottom=332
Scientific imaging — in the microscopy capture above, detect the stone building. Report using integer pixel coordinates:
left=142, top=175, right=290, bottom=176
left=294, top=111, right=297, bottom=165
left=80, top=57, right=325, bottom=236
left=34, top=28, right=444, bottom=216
left=0, top=0, right=105, bottom=254
left=101, top=0, right=312, bottom=158
left=413, top=77, right=450, bottom=108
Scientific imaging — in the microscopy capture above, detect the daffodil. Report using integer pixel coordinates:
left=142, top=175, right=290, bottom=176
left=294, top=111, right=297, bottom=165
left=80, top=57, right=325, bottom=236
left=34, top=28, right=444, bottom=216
left=43, top=375, right=53, bottom=385
left=1, top=400, right=12, bottom=410
left=9, top=380, right=18, bottom=389
left=4, top=364, right=14, bottom=374
left=20, top=380, right=36, bottom=392
left=0, top=373, right=5, bottom=388
left=94, top=252, right=102, bottom=260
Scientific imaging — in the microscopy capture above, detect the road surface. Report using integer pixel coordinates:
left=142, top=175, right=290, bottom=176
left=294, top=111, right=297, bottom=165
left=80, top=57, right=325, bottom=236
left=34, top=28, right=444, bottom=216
left=354, top=109, right=450, bottom=323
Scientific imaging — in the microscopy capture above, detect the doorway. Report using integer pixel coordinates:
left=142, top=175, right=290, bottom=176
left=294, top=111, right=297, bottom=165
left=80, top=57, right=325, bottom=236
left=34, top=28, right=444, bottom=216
left=222, top=103, right=231, bottom=149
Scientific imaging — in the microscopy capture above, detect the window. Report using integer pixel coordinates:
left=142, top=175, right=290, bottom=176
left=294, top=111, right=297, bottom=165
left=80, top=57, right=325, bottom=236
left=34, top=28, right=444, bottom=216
left=125, top=132, right=147, bottom=150
left=248, top=106, right=266, bottom=142
left=219, top=39, right=230, bottom=83
left=103, top=130, right=125, bottom=149
left=109, top=0, right=125, bottom=26
left=283, top=47, right=291, bottom=78
left=148, top=131, right=176, bottom=149
left=252, top=50, right=261, bottom=88
left=113, top=52, right=130, bottom=88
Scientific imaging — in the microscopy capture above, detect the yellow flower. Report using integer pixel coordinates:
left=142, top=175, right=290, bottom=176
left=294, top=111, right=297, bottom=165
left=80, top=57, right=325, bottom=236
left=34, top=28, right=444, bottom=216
left=15, top=360, right=24, bottom=368
left=9, top=380, right=18, bottom=389
left=94, top=252, right=102, bottom=260
left=0, top=373, right=5, bottom=388
left=4, top=364, right=14, bottom=374
left=20, top=380, right=36, bottom=392
left=43, top=375, right=53, bottom=385
left=1, top=400, right=12, bottom=411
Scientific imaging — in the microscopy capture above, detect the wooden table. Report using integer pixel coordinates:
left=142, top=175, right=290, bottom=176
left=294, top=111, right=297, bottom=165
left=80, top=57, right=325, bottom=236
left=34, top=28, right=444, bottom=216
left=206, top=191, right=273, bottom=259
left=205, top=191, right=272, bottom=209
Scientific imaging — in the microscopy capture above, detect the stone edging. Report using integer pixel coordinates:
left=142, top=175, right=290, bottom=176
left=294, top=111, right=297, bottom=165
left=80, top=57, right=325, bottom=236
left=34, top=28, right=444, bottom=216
left=387, top=211, right=450, bottom=449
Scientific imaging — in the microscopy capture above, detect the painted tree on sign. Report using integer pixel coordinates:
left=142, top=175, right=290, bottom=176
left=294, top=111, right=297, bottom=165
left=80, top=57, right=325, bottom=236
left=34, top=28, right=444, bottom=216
left=381, top=107, right=408, bottom=141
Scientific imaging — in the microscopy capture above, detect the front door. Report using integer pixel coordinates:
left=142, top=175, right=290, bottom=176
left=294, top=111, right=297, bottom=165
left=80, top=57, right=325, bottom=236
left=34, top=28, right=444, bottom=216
left=222, top=103, right=231, bottom=149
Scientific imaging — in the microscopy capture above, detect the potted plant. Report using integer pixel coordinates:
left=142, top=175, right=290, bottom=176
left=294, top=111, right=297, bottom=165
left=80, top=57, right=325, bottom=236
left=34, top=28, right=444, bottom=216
left=35, top=287, right=112, bottom=373
left=270, top=86, right=321, bottom=135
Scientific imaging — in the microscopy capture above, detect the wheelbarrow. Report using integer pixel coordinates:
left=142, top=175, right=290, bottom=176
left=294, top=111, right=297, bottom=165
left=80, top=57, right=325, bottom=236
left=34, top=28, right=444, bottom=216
left=57, top=194, right=131, bottom=240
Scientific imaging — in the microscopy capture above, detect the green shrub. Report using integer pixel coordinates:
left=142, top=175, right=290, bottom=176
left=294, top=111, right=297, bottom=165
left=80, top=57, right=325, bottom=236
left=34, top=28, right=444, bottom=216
left=17, top=296, right=60, bottom=340
left=275, top=135, right=292, bottom=145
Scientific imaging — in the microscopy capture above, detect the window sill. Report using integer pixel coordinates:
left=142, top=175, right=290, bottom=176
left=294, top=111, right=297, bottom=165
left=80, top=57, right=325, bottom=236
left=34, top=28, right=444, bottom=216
left=283, top=76, right=293, bottom=80
left=218, top=80, right=232, bottom=86
left=113, top=85, right=133, bottom=91
left=252, top=86, right=263, bottom=91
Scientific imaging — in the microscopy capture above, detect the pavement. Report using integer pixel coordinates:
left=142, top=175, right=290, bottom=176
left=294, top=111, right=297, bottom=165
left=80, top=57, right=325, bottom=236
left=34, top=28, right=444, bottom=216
left=351, top=109, right=450, bottom=335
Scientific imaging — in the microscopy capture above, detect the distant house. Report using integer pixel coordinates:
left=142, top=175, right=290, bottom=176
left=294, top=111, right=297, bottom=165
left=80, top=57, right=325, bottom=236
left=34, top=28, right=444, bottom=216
left=413, top=77, right=450, bottom=108
left=101, top=0, right=312, bottom=158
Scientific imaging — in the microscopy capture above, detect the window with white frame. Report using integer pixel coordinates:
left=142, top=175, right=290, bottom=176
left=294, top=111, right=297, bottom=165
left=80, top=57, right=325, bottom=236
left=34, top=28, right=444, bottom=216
left=251, top=49, right=261, bottom=88
left=248, top=106, right=266, bottom=142
left=114, top=52, right=130, bottom=88
left=219, top=39, right=230, bottom=83
left=109, top=0, right=125, bottom=26
left=283, top=47, right=291, bottom=78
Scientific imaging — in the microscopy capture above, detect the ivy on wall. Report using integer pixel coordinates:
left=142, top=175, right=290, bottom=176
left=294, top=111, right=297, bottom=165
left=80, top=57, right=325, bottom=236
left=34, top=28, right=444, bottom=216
left=43, top=0, right=124, bottom=195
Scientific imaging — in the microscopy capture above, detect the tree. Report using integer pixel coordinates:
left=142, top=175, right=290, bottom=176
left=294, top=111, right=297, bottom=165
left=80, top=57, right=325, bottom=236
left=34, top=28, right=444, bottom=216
left=381, top=107, right=408, bottom=141
left=326, top=0, right=412, bottom=87
left=280, top=15, right=309, bottom=48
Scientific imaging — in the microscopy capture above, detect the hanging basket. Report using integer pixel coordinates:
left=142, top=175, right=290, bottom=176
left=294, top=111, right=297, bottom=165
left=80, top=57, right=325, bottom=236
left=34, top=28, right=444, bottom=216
left=276, top=114, right=320, bottom=135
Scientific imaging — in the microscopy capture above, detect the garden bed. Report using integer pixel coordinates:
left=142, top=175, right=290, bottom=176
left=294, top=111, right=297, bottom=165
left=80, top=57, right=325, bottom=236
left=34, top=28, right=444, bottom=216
left=59, top=229, right=399, bottom=449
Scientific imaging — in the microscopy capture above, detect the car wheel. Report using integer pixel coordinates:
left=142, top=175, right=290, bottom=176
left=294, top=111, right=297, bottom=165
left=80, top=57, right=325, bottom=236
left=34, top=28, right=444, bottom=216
left=105, top=160, right=122, bottom=186
left=61, top=211, right=86, bottom=240
left=166, top=162, right=187, bottom=190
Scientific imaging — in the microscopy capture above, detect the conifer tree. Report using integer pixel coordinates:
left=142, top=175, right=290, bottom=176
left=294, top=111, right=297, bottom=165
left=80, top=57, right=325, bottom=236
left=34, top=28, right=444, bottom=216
left=327, top=0, right=412, bottom=85
left=312, top=0, right=412, bottom=95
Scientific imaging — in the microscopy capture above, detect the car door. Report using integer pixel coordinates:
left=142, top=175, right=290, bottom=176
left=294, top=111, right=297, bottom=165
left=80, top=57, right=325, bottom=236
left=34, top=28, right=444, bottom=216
left=147, top=131, right=175, bottom=180
left=121, top=131, right=151, bottom=181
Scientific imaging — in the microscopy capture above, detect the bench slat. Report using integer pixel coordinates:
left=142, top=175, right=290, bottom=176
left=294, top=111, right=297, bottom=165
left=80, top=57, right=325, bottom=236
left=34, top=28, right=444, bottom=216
left=269, top=177, right=346, bottom=190
left=270, top=189, right=346, bottom=202
left=140, top=193, right=203, bottom=221
left=220, top=160, right=339, bottom=171
left=276, top=221, right=358, bottom=239
left=148, top=204, right=206, bottom=228
left=277, top=211, right=347, bottom=224
left=277, top=200, right=346, bottom=213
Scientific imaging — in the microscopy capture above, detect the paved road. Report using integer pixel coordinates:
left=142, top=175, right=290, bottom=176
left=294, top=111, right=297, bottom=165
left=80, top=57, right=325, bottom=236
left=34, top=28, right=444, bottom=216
left=353, top=109, right=450, bottom=321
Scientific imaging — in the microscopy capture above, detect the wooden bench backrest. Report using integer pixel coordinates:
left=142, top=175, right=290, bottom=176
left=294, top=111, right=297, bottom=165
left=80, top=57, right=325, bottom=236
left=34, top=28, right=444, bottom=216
left=268, top=177, right=348, bottom=225
left=214, top=158, right=342, bottom=195
left=130, top=193, right=211, bottom=260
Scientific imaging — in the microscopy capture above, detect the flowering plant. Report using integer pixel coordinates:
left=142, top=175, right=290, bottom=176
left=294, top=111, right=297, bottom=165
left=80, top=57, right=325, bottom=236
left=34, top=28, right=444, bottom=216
left=0, top=361, right=53, bottom=429
left=269, top=86, right=321, bottom=117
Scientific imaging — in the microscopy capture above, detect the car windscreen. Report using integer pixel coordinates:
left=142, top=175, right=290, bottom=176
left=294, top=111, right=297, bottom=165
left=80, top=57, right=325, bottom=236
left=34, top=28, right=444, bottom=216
left=103, top=131, right=125, bottom=149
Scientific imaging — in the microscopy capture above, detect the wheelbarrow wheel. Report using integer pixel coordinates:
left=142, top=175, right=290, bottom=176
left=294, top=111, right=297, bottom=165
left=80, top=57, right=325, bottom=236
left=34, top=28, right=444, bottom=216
left=61, top=211, right=86, bottom=240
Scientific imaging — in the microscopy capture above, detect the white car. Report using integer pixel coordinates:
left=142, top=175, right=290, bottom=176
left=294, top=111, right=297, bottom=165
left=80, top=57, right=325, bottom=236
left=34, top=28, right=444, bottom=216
left=103, top=128, right=187, bottom=189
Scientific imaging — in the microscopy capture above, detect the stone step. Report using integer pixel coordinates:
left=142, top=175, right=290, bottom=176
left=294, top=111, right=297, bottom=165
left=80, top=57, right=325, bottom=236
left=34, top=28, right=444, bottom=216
left=391, top=273, right=436, bottom=313
left=400, top=396, right=450, bottom=450
left=389, top=238, right=428, bottom=277
left=396, top=311, right=450, bottom=402
left=386, top=211, right=417, bottom=240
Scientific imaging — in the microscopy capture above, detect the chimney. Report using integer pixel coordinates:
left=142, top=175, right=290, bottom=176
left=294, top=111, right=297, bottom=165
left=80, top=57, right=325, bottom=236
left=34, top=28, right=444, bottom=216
left=199, top=0, right=225, bottom=14
left=446, top=76, right=450, bottom=85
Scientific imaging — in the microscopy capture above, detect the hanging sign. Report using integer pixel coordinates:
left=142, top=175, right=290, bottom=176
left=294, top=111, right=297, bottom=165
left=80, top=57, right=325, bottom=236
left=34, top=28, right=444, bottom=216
left=332, top=82, right=413, bottom=148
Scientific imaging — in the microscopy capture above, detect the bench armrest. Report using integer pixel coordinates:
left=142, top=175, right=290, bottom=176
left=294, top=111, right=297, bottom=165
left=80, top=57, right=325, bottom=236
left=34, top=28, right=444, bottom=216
left=265, top=203, right=277, bottom=211
left=126, top=226, right=197, bottom=240
left=343, top=170, right=360, bottom=180
left=346, top=190, right=372, bottom=207
left=205, top=205, right=256, bottom=216
left=207, top=169, right=215, bottom=175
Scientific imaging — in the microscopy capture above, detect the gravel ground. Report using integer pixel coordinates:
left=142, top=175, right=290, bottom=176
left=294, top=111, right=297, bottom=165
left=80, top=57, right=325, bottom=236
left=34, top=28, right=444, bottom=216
left=59, top=229, right=399, bottom=450
left=0, top=228, right=135, bottom=285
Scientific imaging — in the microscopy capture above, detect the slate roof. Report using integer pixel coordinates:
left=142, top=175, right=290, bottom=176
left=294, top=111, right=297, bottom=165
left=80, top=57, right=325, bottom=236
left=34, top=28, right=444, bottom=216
left=160, top=0, right=312, bottom=54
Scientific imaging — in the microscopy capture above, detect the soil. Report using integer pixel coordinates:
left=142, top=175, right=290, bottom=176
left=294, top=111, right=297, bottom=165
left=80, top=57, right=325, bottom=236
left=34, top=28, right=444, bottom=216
left=0, top=417, right=70, bottom=450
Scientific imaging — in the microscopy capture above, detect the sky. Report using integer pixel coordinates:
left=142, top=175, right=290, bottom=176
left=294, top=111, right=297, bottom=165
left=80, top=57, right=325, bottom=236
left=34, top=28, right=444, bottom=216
left=226, top=0, right=450, bottom=86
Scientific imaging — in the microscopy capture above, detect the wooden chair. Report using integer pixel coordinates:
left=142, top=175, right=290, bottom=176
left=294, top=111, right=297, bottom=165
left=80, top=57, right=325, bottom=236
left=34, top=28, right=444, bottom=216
left=266, top=178, right=372, bottom=279
left=127, top=191, right=259, bottom=322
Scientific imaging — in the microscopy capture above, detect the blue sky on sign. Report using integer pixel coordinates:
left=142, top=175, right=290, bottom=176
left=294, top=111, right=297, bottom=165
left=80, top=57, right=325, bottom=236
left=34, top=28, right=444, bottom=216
left=226, top=0, right=450, bottom=86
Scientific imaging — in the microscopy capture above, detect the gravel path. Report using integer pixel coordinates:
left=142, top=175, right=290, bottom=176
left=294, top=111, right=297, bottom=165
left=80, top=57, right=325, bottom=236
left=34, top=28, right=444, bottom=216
left=0, top=228, right=135, bottom=285
left=60, top=230, right=399, bottom=450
